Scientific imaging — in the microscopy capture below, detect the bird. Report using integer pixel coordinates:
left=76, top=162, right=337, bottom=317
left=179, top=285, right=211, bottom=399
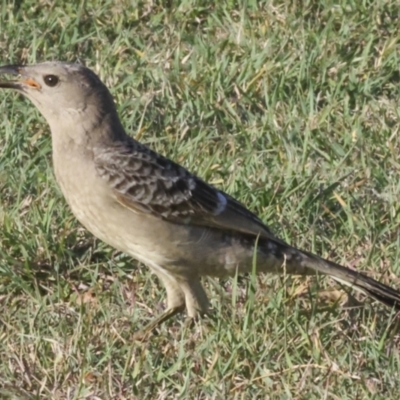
left=1, top=61, right=399, bottom=339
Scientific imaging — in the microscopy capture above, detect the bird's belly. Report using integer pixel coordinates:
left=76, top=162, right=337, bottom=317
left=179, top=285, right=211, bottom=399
left=62, top=183, right=246, bottom=276
left=70, top=192, right=174, bottom=265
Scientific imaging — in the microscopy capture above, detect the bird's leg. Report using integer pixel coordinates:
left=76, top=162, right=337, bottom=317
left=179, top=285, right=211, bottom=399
left=133, top=276, right=210, bottom=340
left=179, top=278, right=210, bottom=325
left=133, top=269, right=186, bottom=340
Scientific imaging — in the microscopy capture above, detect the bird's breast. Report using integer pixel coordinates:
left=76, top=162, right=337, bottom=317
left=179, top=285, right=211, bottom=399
left=52, top=146, right=182, bottom=267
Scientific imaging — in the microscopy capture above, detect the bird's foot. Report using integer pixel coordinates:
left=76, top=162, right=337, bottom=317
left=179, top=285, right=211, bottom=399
left=133, top=305, right=185, bottom=341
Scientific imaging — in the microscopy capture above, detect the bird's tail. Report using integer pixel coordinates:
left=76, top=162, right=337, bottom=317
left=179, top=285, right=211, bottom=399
left=287, top=245, right=400, bottom=310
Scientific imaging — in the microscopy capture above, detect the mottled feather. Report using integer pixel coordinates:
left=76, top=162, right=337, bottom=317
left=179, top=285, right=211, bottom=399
left=94, top=137, right=276, bottom=238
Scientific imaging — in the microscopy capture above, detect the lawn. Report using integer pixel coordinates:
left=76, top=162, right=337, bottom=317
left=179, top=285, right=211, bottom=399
left=1, top=0, right=400, bottom=398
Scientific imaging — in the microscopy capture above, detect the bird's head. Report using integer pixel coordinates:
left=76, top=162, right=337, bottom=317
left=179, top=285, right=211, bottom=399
left=0, top=62, right=124, bottom=145
left=0, top=62, right=116, bottom=121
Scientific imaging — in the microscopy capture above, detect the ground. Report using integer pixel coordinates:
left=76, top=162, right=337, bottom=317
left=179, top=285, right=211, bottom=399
left=1, top=1, right=400, bottom=399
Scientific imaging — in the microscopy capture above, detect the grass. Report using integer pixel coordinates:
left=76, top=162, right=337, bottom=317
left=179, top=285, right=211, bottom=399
left=1, top=0, right=400, bottom=398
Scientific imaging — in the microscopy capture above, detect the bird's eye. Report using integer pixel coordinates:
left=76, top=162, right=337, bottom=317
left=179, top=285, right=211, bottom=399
left=43, top=75, right=59, bottom=87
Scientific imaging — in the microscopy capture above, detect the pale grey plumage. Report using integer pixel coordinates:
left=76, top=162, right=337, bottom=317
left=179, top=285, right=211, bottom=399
left=1, top=61, right=399, bottom=338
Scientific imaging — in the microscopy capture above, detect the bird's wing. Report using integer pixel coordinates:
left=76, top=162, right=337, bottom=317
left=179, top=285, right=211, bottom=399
left=94, top=139, right=276, bottom=239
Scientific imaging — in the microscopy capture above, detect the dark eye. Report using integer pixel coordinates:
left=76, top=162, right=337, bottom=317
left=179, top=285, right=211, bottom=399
left=43, top=75, right=59, bottom=87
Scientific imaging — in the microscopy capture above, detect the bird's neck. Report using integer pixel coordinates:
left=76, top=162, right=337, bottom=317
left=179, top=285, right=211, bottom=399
left=49, top=106, right=128, bottom=152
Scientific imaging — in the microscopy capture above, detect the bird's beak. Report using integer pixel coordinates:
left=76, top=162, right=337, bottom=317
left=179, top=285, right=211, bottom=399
left=0, top=65, right=41, bottom=90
